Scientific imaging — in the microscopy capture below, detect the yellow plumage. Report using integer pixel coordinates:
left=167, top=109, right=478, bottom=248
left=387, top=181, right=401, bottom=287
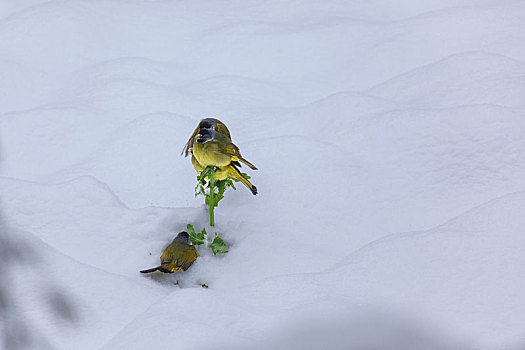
left=193, top=129, right=257, bottom=170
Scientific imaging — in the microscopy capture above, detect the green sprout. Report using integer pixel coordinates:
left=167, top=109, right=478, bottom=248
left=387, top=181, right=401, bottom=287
left=194, top=166, right=240, bottom=227
left=190, top=165, right=245, bottom=255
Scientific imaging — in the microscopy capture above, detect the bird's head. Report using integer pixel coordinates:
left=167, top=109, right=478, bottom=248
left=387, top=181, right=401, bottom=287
left=195, top=128, right=215, bottom=143
left=199, top=118, right=217, bottom=130
left=174, top=231, right=191, bottom=243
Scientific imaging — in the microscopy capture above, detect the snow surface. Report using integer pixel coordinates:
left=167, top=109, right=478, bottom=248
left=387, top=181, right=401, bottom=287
left=1, top=0, right=525, bottom=349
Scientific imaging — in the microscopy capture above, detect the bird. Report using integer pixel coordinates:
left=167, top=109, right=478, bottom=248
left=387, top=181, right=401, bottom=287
left=182, top=118, right=231, bottom=157
left=140, top=232, right=199, bottom=274
left=185, top=119, right=258, bottom=195
left=193, top=128, right=257, bottom=170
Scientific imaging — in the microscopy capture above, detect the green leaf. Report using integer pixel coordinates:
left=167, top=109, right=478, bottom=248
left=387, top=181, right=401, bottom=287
left=211, top=233, right=228, bottom=255
left=199, top=227, right=208, bottom=242
left=195, top=184, right=205, bottom=197
left=194, top=175, right=206, bottom=197
left=216, top=178, right=237, bottom=199
left=187, top=224, right=206, bottom=245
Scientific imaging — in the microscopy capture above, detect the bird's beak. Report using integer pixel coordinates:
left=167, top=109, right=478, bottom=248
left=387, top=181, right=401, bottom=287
left=196, top=133, right=202, bottom=138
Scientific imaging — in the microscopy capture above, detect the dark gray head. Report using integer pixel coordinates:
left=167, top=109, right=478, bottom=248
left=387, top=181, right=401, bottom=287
left=199, top=118, right=217, bottom=130
left=196, top=128, right=215, bottom=143
left=174, top=231, right=190, bottom=243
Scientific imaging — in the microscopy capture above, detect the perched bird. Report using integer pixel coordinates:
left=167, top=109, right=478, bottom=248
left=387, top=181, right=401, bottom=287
left=140, top=232, right=199, bottom=274
left=182, top=118, right=231, bottom=157
left=185, top=119, right=258, bottom=195
left=193, top=128, right=257, bottom=170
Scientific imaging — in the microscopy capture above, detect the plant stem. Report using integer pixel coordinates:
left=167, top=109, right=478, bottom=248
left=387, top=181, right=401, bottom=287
left=209, top=166, right=215, bottom=226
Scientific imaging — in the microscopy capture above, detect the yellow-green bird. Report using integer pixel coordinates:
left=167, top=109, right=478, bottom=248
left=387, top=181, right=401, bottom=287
left=182, top=118, right=231, bottom=157
left=140, top=232, right=199, bottom=274
left=185, top=119, right=258, bottom=195
left=193, top=128, right=257, bottom=170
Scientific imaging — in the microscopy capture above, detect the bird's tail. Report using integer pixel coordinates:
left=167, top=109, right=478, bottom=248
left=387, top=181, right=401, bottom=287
left=229, top=164, right=257, bottom=195
left=239, top=157, right=258, bottom=170
left=140, top=264, right=174, bottom=274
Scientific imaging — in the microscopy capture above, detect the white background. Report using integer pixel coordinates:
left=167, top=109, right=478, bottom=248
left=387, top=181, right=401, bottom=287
left=1, top=0, right=525, bottom=349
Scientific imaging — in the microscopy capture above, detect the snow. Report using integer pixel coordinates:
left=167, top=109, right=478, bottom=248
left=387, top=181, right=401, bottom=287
left=1, top=0, right=525, bottom=349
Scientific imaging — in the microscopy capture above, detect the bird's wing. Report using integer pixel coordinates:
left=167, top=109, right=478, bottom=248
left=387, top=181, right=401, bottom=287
left=223, top=142, right=242, bottom=158
left=160, top=250, right=173, bottom=265
left=177, top=247, right=199, bottom=271
left=223, top=143, right=257, bottom=169
left=182, top=125, right=200, bottom=157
